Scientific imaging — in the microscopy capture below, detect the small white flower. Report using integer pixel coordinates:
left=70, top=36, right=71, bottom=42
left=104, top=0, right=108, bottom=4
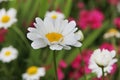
left=103, top=28, right=120, bottom=39
left=89, top=49, right=117, bottom=78
left=45, top=11, right=65, bottom=20
left=22, top=66, right=45, bottom=80
left=0, top=8, right=17, bottom=29
left=0, top=46, right=18, bottom=63
left=27, top=17, right=82, bottom=50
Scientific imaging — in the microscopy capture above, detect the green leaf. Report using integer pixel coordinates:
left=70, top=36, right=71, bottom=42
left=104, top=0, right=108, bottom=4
left=81, top=21, right=109, bottom=50
left=63, top=0, right=72, bottom=18
left=79, top=73, right=96, bottom=80
left=64, top=48, right=80, bottom=65
left=27, top=49, right=42, bottom=66
left=39, top=0, right=50, bottom=18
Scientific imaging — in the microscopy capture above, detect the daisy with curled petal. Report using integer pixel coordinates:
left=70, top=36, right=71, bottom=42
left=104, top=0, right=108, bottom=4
left=45, top=11, right=65, bottom=20
left=103, top=28, right=120, bottom=39
left=0, top=8, right=17, bottom=29
left=0, top=46, right=18, bottom=63
left=27, top=17, right=83, bottom=50
left=22, top=66, right=45, bottom=80
left=88, top=48, right=117, bottom=78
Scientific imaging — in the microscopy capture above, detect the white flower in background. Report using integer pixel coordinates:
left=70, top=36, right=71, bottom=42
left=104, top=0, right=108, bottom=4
left=103, top=28, right=120, bottom=39
left=0, top=8, right=17, bottom=29
left=117, top=2, right=120, bottom=13
left=27, top=17, right=83, bottom=50
left=0, top=46, right=18, bottom=63
left=22, top=66, right=45, bottom=80
left=89, top=49, right=117, bottom=78
left=0, top=0, right=7, bottom=3
left=45, top=11, right=65, bottom=20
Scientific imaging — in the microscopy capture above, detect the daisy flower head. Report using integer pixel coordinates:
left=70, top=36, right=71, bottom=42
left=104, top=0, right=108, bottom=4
left=27, top=17, right=83, bottom=50
left=45, top=11, right=65, bottom=20
left=88, top=48, right=117, bottom=78
left=0, top=46, right=18, bottom=63
left=22, top=66, right=45, bottom=80
left=103, top=28, right=120, bottom=39
left=0, top=8, right=17, bottom=29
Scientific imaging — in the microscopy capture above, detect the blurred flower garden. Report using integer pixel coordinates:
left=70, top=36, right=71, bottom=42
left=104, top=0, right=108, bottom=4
left=1, top=0, right=120, bottom=80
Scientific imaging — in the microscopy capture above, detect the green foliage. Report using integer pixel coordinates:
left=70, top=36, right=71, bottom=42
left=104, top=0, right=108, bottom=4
left=0, top=0, right=119, bottom=80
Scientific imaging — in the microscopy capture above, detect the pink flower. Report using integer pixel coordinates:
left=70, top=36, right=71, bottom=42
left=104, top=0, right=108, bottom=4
left=100, top=42, right=114, bottom=51
left=81, top=50, right=92, bottom=74
left=88, top=10, right=104, bottom=29
left=77, top=2, right=84, bottom=9
left=57, top=60, right=67, bottom=80
left=57, top=68, right=64, bottom=80
left=114, top=18, right=120, bottom=29
left=77, top=10, right=89, bottom=30
left=68, top=17, right=75, bottom=22
left=71, top=54, right=81, bottom=69
left=108, top=0, right=119, bottom=5
left=77, top=9, right=104, bottom=30
left=70, top=50, right=92, bottom=79
left=0, top=28, right=8, bottom=43
left=69, top=70, right=83, bottom=80
left=110, top=64, right=117, bottom=74
left=59, top=60, right=67, bottom=68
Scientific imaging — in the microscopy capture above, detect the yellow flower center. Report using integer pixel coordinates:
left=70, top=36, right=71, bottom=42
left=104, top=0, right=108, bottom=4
left=51, top=15, right=57, bottom=19
left=1, top=15, right=10, bottom=23
left=46, top=32, right=63, bottom=42
left=5, top=51, right=11, bottom=56
left=27, top=66, right=38, bottom=75
left=108, top=28, right=118, bottom=34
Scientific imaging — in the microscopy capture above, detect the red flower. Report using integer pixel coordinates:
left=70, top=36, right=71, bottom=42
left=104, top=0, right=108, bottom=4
left=57, top=60, right=67, bottom=80
left=108, top=0, right=119, bottom=5
left=77, top=9, right=104, bottom=30
left=114, top=17, right=120, bottom=29
left=100, top=42, right=114, bottom=51
left=0, top=28, right=8, bottom=43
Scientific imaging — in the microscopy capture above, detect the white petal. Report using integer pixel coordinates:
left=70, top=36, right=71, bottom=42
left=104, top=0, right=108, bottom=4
left=50, top=45, right=63, bottom=50
left=31, top=39, right=47, bottom=49
left=27, top=33, right=41, bottom=40
left=64, top=33, right=76, bottom=45
left=7, top=8, right=17, bottom=18
left=63, top=46, right=71, bottom=50
left=110, top=50, right=116, bottom=58
left=73, top=42, right=82, bottom=47
left=35, top=17, right=44, bottom=28
left=44, top=17, right=54, bottom=32
left=109, top=59, right=117, bottom=66
left=62, top=20, right=76, bottom=35
left=38, top=68, right=46, bottom=76
left=27, top=27, right=37, bottom=32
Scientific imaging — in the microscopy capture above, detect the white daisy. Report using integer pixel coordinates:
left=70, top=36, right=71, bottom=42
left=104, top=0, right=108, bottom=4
left=103, top=28, right=120, bottom=39
left=88, top=49, right=117, bottom=78
left=0, top=46, right=18, bottom=63
left=27, top=17, right=82, bottom=50
left=0, top=8, right=17, bottom=29
left=22, top=66, right=45, bottom=80
left=45, top=11, right=65, bottom=20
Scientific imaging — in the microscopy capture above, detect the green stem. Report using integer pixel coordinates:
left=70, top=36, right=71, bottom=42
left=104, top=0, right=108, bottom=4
left=53, top=50, right=58, bottom=80
left=111, top=38, right=117, bottom=50
left=11, top=26, right=31, bottom=49
left=102, top=67, right=104, bottom=80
